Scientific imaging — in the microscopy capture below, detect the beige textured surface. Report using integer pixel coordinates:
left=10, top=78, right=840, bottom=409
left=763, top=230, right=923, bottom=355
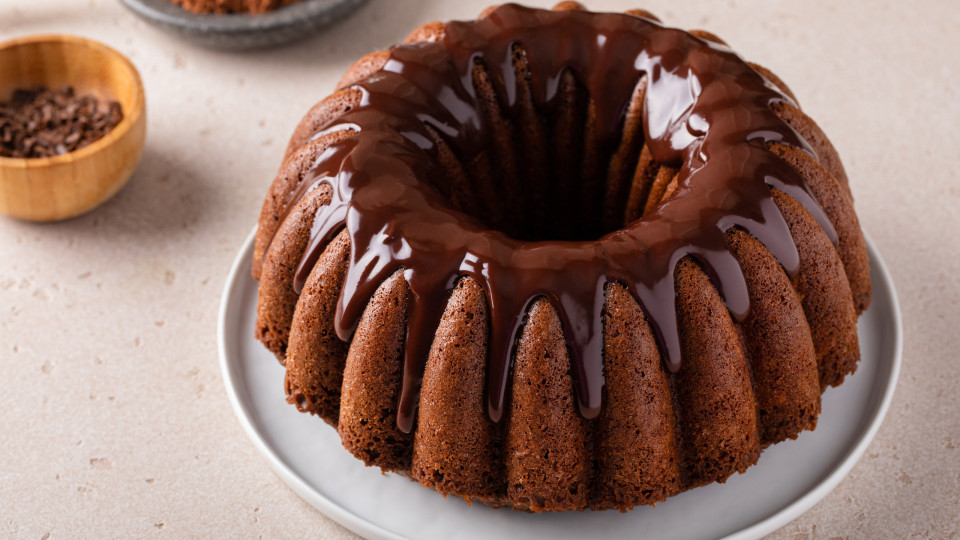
left=1, top=0, right=958, bottom=538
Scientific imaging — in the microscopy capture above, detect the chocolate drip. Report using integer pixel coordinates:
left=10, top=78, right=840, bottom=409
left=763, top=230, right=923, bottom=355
left=282, top=4, right=838, bottom=433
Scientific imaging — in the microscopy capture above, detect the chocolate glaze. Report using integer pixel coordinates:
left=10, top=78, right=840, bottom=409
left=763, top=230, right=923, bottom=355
left=279, top=4, right=838, bottom=433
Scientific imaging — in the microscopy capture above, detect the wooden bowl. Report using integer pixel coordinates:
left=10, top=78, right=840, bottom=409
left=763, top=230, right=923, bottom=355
left=0, top=35, right=146, bottom=222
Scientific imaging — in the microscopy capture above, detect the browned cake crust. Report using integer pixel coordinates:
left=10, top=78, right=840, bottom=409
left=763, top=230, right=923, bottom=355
left=284, top=228, right=351, bottom=423
left=595, top=283, right=680, bottom=508
left=412, top=277, right=504, bottom=505
left=252, top=2, right=872, bottom=512
left=337, top=270, right=414, bottom=471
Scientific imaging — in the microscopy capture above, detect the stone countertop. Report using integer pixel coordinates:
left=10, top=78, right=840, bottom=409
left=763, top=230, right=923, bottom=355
left=1, top=0, right=957, bottom=538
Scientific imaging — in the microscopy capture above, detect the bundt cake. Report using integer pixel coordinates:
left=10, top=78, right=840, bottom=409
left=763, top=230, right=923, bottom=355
left=252, top=2, right=871, bottom=512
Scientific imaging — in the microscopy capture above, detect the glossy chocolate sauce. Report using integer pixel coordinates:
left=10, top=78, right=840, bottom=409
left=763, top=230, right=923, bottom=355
left=280, top=4, right=837, bottom=433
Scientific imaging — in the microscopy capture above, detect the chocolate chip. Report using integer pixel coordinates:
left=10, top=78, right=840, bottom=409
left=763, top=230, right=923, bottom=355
left=0, top=86, right=124, bottom=159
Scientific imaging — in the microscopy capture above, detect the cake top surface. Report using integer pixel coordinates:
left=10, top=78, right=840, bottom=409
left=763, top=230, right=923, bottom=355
left=279, top=3, right=835, bottom=431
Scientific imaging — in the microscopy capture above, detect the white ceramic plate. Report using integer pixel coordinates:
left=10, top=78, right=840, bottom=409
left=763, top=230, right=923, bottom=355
left=219, top=229, right=901, bottom=540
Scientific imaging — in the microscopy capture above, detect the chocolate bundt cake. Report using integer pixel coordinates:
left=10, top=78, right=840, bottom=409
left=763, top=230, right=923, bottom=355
left=252, top=3, right=871, bottom=511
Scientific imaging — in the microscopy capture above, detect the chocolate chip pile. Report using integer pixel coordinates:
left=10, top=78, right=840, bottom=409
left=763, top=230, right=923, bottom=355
left=0, top=86, right=124, bottom=159
left=170, top=0, right=301, bottom=15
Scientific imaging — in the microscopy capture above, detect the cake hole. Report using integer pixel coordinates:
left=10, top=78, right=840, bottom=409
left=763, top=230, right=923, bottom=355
left=421, top=48, right=674, bottom=243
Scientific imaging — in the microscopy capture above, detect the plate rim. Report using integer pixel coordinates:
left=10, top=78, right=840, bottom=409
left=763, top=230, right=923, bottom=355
left=218, top=227, right=901, bottom=540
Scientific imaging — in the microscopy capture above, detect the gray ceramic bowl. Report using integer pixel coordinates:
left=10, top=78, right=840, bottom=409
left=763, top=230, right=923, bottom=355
left=120, top=0, right=367, bottom=50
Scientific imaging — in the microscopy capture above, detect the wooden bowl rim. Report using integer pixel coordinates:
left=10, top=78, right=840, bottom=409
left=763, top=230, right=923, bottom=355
left=0, top=34, right=146, bottom=170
